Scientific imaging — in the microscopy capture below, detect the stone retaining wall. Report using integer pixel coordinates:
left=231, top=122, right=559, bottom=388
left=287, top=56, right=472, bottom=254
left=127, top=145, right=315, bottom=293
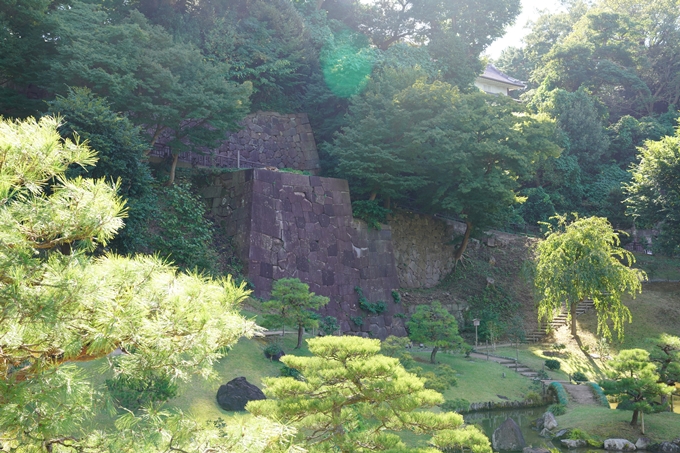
left=202, top=169, right=406, bottom=338
left=219, top=112, right=319, bottom=173
left=390, top=211, right=467, bottom=288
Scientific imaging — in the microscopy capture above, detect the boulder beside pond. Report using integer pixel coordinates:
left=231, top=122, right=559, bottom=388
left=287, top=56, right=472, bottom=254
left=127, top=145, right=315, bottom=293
left=542, top=412, right=558, bottom=430
left=650, top=442, right=680, bottom=453
left=492, top=418, right=527, bottom=451
left=561, top=439, right=587, bottom=449
left=216, top=377, right=266, bottom=411
left=604, top=439, right=636, bottom=451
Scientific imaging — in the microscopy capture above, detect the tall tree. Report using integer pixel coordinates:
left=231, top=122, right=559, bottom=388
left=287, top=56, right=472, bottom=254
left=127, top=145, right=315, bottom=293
left=533, top=215, right=645, bottom=340
left=407, top=301, right=464, bottom=364
left=45, top=87, right=155, bottom=254
left=247, top=336, right=492, bottom=453
left=263, top=278, right=330, bottom=349
left=0, top=116, right=303, bottom=451
left=49, top=1, right=252, bottom=184
left=0, top=0, right=57, bottom=117
left=625, top=128, right=680, bottom=256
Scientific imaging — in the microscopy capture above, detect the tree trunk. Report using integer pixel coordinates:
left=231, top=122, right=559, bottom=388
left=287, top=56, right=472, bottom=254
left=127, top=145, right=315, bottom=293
left=570, top=300, right=579, bottom=339
left=430, top=346, right=439, bottom=364
left=630, top=409, right=639, bottom=426
left=296, top=325, right=303, bottom=349
left=369, top=192, right=377, bottom=201
left=453, top=221, right=473, bottom=267
left=166, top=153, right=179, bottom=186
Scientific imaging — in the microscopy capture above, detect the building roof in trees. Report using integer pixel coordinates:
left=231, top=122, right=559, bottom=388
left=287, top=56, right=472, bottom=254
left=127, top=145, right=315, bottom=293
left=475, top=64, right=526, bottom=95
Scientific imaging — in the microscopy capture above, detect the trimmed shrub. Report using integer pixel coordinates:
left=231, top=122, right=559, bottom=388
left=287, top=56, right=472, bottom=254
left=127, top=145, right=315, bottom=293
left=545, top=359, right=561, bottom=371
left=571, top=371, right=587, bottom=383
left=549, top=382, right=569, bottom=405
left=588, top=382, right=610, bottom=407
left=547, top=403, right=567, bottom=416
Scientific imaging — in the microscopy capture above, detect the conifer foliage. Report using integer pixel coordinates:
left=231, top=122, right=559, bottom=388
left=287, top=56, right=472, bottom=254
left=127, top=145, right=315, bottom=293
left=248, top=336, right=492, bottom=453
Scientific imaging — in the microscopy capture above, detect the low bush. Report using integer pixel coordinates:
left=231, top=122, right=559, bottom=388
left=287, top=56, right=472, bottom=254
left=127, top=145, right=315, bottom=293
left=264, top=343, right=284, bottom=361
left=106, top=371, right=178, bottom=411
left=536, top=369, right=549, bottom=380
left=571, top=371, right=587, bottom=383
left=441, top=398, right=471, bottom=413
left=547, top=403, right=567, bottom=416
left=319, top=316, right=339, bottom=335
left=545, top=359, right=561, bottom=371
left=525, top=391, right=544, bottom=405
left=351, top=200, right=391, bottom=230
left=280, top=365, right=304, bottom=381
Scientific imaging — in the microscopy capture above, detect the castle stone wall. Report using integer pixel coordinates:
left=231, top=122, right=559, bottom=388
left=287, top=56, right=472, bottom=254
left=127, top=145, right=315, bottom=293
left=202, top=169, right=406, bottom=338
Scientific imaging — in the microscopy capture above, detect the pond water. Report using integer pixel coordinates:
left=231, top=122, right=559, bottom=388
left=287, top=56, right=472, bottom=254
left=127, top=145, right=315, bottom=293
left=464, top=407, right=554, bottom=450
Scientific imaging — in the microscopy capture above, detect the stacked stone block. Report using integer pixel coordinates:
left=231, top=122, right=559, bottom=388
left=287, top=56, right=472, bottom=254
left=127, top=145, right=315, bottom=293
left=217, top=112, right=319, bottom=172
left=202, top=169, right=405, bottom=338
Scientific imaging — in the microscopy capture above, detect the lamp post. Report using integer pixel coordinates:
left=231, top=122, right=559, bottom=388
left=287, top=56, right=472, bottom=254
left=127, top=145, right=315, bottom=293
left=473, top=318, right=480, bottom=347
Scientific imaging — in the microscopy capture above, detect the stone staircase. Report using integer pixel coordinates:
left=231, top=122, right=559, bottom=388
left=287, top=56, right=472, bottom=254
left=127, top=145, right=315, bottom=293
left=525, top=299, right=595, bottom=343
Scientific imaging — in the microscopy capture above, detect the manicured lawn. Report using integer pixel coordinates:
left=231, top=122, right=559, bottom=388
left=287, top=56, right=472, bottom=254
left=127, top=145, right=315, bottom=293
left=556, top=405, right=680, bottom=442
left=408, top=350, right=537, bottom=403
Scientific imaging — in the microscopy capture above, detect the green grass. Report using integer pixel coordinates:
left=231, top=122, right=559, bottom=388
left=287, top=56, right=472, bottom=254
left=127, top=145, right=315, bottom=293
left=408, top=350, right=537, bottom=403
left=556, top=405, right=680, bottom=442
left=490, top=346, right=571, bottom=381
left=633, top=253, right=680, bottom=281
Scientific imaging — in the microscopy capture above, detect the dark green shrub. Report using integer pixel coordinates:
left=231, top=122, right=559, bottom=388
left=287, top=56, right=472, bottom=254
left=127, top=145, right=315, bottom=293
left=441, top=398, right=470, bottom=413
left=355, top=286, right=386, bottom=314
left=351, top=200, right=391, bottom=230
left=350, top=316, right=364, bottom=326
left=545, top=359, right=561, bottom=371
left=280, top=365, right=304, bottom=381
left=319, top=316, right=339, bottom=335
left=150, top=182, right=220, bottom=274
left=106, top=371, right=178, bottom=411
left=263, top=343, right=284, bottom=361
left=536, top=370, right=550, bottom=380
left=572, top=371, right=587, bottom=383
left=547, top=403, right=567, bottom=416
left=391, top=290, right=401, bottom=303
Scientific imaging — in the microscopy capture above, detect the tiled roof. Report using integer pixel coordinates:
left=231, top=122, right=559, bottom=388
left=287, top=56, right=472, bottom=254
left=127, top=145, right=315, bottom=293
left=477, top=64, right=526, bottom=88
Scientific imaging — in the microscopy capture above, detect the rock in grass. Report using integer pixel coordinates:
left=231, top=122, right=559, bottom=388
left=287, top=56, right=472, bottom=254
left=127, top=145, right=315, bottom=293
left=542, top=411, right=558, bottom=430
left=216, top=377, right=266, bottom=411
left=636, top=438, right=652, bottom=450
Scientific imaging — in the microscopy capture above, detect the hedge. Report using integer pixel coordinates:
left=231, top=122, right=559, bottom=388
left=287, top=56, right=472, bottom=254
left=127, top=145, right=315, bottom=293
left=588, top=382, right=610, bottom=407
left=548, top=382, right=569, bottom=406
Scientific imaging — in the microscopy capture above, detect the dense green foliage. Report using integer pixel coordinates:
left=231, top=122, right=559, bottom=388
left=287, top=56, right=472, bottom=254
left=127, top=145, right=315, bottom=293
left=495, top=0, right=680, bottom=235
left=0, top=116, right=301, bottom=452
left=545, top=359, right=561, bottom=371
left=407, top=301, right=464, bottom=363
left=262, top=278, right=330, bottom=349
left=587, top=382, right=611, bottom=407
left=106, top=370, right=178, bottom=411
left=534, top=215, right=645, bottom=340
left=626, top=128, right=680, bottom=256
left=45, top=88, right=155, bottom=254
left=599, top=349, right=673, bottom=425
left=248, top=336, right=492, bottom=453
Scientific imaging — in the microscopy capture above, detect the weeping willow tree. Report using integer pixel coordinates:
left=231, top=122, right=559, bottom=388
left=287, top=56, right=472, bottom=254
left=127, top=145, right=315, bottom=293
left=533, top=215, right=646, bottom=341
left=0, top=116, right=297, bottom=452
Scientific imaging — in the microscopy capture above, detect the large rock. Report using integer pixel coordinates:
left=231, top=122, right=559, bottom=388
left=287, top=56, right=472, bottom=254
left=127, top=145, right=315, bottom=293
left=636, top=438, right=652, bottom=450
left=561, top=439, right=587, bottom=449
left=492, top=418, right=527, bottom=451
left=539, top=428, right=553, bottom=438
left=651, top=442, right=680, bottom=453
left=604, top=439, right=636, bottom=451
left=542, top=411, right=558, bottom=430
left=524, top=448, right=550, bottom=453
left=216, top=377, right=266, bottom=411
